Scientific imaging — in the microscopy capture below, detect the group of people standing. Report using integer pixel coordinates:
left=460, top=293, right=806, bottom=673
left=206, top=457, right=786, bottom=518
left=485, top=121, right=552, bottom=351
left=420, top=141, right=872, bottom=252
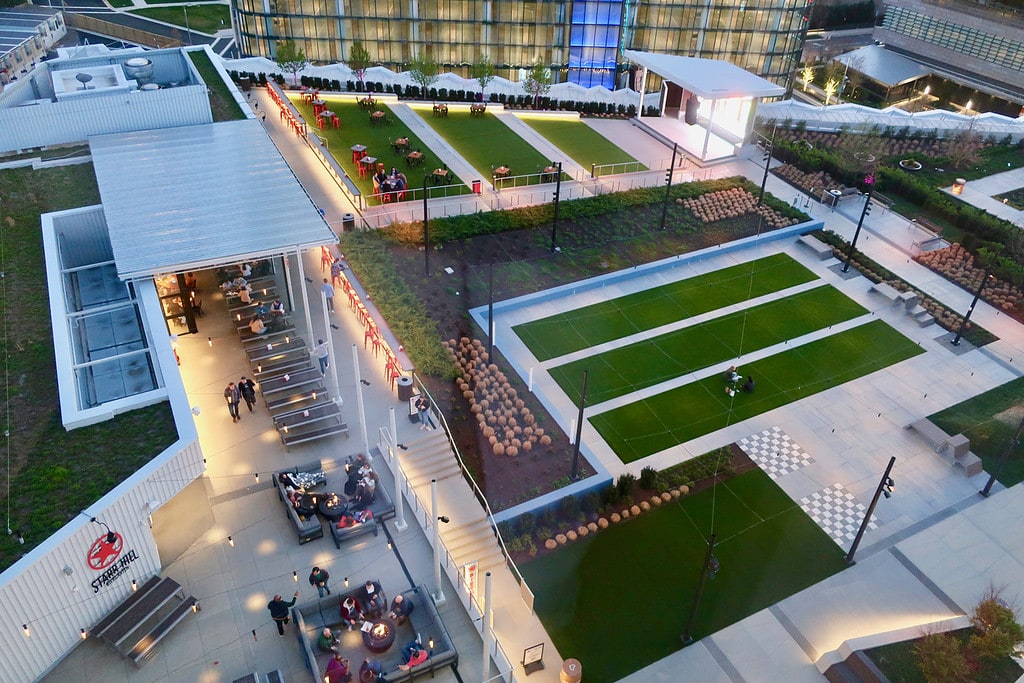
left=224, top=376, right=257, bottom=423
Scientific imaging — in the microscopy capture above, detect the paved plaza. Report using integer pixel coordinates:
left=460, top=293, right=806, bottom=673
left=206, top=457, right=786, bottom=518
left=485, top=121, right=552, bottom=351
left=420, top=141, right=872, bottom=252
left=42, top=87, right=1024, bottom=683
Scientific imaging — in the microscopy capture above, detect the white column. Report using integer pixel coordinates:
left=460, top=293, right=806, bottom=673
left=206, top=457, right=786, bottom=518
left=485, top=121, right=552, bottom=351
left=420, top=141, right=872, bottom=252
left=701, top=99, right=719, bottom=161
left=282, top=253, right=296, bottom=316
left=636, top=66, right=646, bottom=119
left=431, top=478, right=446, bottom=604
left=322, top=290, right=342, bottom=404
left=294, top=250, right=313, bottom=342
left=481, top=571, right=493, bottom=678
left=388, top=405, right=408, bottom=532
left=352, top=344, right=370, bottom=455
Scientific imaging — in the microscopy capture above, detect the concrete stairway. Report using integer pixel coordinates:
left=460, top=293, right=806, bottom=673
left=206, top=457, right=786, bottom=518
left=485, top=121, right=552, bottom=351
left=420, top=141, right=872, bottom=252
left=440, top=516, right=508, bottom=574
left=398, top=429, right=462, bottom=488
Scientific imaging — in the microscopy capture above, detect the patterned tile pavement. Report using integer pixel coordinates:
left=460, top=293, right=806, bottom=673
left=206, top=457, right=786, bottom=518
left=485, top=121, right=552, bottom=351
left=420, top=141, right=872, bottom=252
left=737, top=426, right=815, bottom=479
left=800, top=483, right=878, bottom=547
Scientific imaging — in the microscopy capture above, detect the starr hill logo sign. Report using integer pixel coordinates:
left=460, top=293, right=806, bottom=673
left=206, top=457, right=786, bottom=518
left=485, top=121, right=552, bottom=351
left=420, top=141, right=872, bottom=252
left=86, top=531, right=140, bottom=593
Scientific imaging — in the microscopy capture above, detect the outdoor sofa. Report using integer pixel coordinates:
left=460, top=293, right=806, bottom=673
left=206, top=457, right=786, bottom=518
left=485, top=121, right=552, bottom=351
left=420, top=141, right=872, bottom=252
left=273, top=460, right=328, bottom=544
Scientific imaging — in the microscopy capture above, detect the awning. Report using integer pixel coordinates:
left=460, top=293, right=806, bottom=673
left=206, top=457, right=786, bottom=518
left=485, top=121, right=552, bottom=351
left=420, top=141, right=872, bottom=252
left=623, top=50, right=786, bottom=100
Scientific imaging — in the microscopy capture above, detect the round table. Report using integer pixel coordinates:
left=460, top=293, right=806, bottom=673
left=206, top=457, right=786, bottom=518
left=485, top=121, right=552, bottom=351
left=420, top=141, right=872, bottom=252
left=317, top=492, right=348, bottom=521
left=361, top=618, right=396, bottom=653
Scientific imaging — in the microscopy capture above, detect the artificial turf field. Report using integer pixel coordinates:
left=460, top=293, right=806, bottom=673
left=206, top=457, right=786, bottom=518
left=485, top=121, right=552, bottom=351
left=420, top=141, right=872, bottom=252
left=591, top=320, right=924, bottom=462
left=521, top=468, right=847, bottom=683
left=514, top=253, right=817, bottom=361
left=549, top=284, right=867, bottom=404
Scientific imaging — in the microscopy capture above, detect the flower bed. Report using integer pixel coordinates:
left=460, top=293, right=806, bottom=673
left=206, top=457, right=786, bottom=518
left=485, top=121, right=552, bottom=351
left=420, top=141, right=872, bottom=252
left=917, top=243, right=1023, bottom=313
left=772, top=163, right=844, bottom=195
left=680, top=187, right=800, bottom=229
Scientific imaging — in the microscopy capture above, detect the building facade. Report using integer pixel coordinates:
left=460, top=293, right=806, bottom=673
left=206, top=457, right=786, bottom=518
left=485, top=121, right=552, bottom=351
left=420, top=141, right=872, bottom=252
left=232, top=0, right=811, bottom=91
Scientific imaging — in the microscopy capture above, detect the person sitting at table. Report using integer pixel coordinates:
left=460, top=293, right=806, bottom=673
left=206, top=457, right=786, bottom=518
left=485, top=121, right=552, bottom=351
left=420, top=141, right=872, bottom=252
left=363, top=580, right=385, bottom=618
left=325, top=653, right=352, bottom=683
left=238, top=284, right=253, bottom=304
left=240, top=262, right=253, bottom=278
left=359, top=657, right=382, bottom=683
left=292, top=495, right=316, bottom=517
left=336, top=513, right=356, bottom=529
left=254, top=300, right=268, bottom=318
left=340, top=597, right=363, bottom=629
left=317, top=627, right=341, bottom=653
left=231, top=276, right=247, bottom=291
left=279, top=471, right=298, bottom=488
left=392, top=174, right=407, bottom=193
left=270, top=299, right=285, bottom=316
left=378, top=178, right=392, bottom=195
left=373, top=168, right=388, bottom=186
left=742, top=376, right=755, bottom=393
left=249, top=315, right=267, bottom=336
left=388, top=594, right=415, bottom=624
left=353, top=474, right=377, bottom=509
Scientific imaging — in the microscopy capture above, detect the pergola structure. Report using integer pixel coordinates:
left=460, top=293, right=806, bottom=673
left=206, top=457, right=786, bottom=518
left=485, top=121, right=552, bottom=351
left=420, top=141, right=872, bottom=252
left=834, top=45, right=931, bottom=105
left=624, top=50, right=785, bottom=163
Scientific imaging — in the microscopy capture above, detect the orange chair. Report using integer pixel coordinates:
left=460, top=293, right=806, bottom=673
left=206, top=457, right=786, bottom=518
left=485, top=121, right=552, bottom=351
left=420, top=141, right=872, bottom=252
left=332, top=117, right=341, bottom=129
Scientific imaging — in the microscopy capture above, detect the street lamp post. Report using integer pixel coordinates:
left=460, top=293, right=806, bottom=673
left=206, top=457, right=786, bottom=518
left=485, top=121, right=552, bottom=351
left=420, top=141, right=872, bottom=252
left=952, top=271, right=990, bottom=346
left=570, top=370, right=588, bottom=480
left=979, top=415, right=1024, bottom=497
left=182, top=4, right=193, bottom=46
left=842, top=174, right=875, bottom=274
left=845, top=456, right=895, bottom=565
left=680, top=533, right=718, bottom=646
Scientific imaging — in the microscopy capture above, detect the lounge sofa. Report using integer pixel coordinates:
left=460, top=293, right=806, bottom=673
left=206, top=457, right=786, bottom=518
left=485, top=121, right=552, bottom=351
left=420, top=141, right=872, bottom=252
left=273, top=460, right=327, bottom=544
left=327, top=455, right=397, bottom=549
left=293, top=583, right=458, bottom=683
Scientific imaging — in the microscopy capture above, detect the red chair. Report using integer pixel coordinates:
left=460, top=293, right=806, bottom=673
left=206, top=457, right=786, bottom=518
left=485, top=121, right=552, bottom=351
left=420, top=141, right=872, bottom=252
left=317, top=117, right=324, bottom=130
left=332, top=117, right=341, bottom=129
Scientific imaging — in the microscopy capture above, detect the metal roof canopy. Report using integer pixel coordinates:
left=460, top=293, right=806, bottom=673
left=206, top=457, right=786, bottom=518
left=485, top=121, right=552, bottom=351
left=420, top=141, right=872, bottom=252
left=623, top=50, right=785, bottom=100
left=89, top=120, right=336, bottom=280
left=834, top=45, right=931, bottom=88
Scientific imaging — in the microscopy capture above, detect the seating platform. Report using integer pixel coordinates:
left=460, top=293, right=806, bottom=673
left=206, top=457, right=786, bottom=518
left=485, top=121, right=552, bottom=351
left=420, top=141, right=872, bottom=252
left=91, top=575, right=197, bottom=666
left=797, top=234, right=833, bottom=261
left=260, top=367, right=323, bottom=396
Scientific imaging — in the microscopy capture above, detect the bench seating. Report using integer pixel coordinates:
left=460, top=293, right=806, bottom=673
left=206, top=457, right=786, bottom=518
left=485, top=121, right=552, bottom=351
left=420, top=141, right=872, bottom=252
left=277, top=402, right=349, bottom=449
left=127, top=596, right=197, bottom=664
left=91, top=575, right=197, bottom=666
left=261, top=368, right=324, bottom=396
left=294, top=584, right=458, bottom=683
left=268, top=388, right=328, bottom=417
left=328, top=459, right=396, bottom=548
left=227, top=291, right=277, bottom=314
left=282, top=422, right=350, bottom=449
left=913, top=217, right=943, bottom=236
left=242, top=328, right=296, bottom=348
left=247, top=339, right=307, bottom=364
left=905, top=419, right=984, bottom=477
left=868, top=282, right=901, bottom=304
left=237, top=316, right=292, bottom=335
left=253, top=356, right=312, bottom=381
left=797, top=234, right=833, bottom=261
left=273, top=461, right=328, bottom=544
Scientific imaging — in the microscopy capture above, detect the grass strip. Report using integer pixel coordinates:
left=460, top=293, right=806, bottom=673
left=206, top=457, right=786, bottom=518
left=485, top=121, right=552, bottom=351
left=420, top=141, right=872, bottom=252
left=518, top=116, right=644, bottom=172
left=591, top=320, right=924, bottom=462
left=930, top=375, right=1024, bottom=487
left=130, top=5, right=230, bottom=34
left=186, top=49, right=245, bottom=122
left=514, top=252, right=816, bottom=361
left=289, top=98, right=470, bottom=204
left=521, top=468, right=845, bottom=683
left=549, top=285, right=866, bottom=404
left=417, top=108, right=556, bottom=184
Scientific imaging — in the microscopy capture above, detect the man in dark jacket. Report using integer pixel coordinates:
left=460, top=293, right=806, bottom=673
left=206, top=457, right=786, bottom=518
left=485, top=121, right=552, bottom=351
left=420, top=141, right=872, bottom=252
left=238, top=376, right=257, bottom=413
left=268, top=591, right=300, bottom=636
left=309, top=566, right=331, bottom=597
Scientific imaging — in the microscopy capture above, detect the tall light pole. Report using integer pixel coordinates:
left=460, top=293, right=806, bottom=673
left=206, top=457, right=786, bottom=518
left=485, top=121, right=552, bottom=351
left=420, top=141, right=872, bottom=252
left=570, top=370, right=588, bottom=480
left=659, top=143, right=679, bottom=231
left=549, top=162, right=563, bottom=253
left=680, top=533, right=718, bottom=646
left=842, top=173, right=875, bottom=274
left=952, top=271, right=991, bottom=347
left=980, top=415, right=1024, bottom=497
left=431, top=478, right=449, bottom=604
left=846, top=456, right=895, bottom=565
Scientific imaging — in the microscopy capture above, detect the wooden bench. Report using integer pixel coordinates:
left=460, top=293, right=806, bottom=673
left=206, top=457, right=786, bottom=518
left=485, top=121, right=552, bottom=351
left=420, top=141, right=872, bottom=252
left=127, top=596, right=197, bottom=665
left=281, top=420, right=350, bottom=449
left=869, top=282, right=902, bottom=305
left=276, top=401, right=342, bottom=430
left=246, top=339, right=307, bottom=364
left=92, top=576, right=162, bottom=640
left=227, top=292, right=277, bottom=314
left=242, top=327, right=296, bottom=348
left=231, top=674, right=258, bottom=683
left=238, top=319, right=293, bottom=340
left=912, top=217, right=943, bottom=237
left=268, top=388, right=327, bottom=416
left=92, top=576, right=197, bottom=666
left=97, top=577, right=183, bottom=647
left=797, top=234, right=833, bottom=260
left=253, top=356, right=312, bottom=380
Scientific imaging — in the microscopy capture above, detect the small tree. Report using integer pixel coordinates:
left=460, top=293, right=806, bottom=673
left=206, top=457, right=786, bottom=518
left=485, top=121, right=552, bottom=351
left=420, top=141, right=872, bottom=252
left=944, top=129, right=985, bottom=170
left=844, top=57, right=866, bottom=99
left=913, top=632, right=971, bottom=683
left=347, top=40, right=372, bottom=88
left=275, top=39, right=308, bottom=86
left=472, top=54, right=496, bottom=102
left=823, top=61, right=845, bottom=106
left=522, top=60, right=551, bottom=108
left=408, top=52, right=439, bottom=99
left=800, top=63, right=815, bottom=92
left=969, top=588, right=1024, bottom=662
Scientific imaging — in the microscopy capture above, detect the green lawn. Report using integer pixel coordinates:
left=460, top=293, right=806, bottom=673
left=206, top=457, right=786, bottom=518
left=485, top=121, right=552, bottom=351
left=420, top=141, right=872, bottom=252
left=519, top=116, right=644, bottom=174
left=514, top=253, right=817, bottom=361
left=591, top=320, right=924, bottom=462
left=290, top=98, right=469, bottom=204
left=522, top=468, right=846, bottom=683
left=129, top=5, right=230, bottom=34
left=930, top=376, right=1024, bottom=487
left=416, top=106, right=560, bottom=185
left=550, top=285, right=867, bottom=404
left=187, top=49, right=245, bottom=122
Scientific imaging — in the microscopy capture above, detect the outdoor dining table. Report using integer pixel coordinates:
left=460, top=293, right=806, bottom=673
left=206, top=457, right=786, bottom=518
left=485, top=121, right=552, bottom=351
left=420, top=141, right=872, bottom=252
left=406, top=151, right=424, bottom=167
left=432, top=104, right=448, bottom=117
left=358, top=97, right=376, bottom=109
left=350, top=144, right=367, bottom=162
left=311, top=99, right=325, bottom=113
left=432, top=168, right=452, bottom=184
left=541, top=165, right=559, bottom=182
left=369, top=111, right=386, bottom=125
left=392, top=137, right=409, bottom=151
left=493, top=166, right=511, bottom=178
left=469, top=104, right=486, bottom=117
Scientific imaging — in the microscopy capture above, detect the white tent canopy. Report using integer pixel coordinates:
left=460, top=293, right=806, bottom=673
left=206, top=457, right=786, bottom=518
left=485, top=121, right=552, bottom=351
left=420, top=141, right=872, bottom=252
left=623, top=50, right=785, bottom=100
left=89, top=119, right=336, bottom=280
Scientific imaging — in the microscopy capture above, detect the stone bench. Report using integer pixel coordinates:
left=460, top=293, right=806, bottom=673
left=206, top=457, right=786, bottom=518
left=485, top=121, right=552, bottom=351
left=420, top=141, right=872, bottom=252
left=906, top=420, right=983, bottom=477
left=797, top=234, right=833, bottom=261
left=869, top=282, right=901, bottom=305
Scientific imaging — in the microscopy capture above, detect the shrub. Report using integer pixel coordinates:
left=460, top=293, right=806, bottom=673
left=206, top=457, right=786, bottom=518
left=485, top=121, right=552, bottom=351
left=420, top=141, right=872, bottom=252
left=559, top=494, right=581, bottom=520
left=497, top=520, right=516, bottom=540
left=969, top=589, right=1024, bottom=661
left=660, top=448, right=733, bottom=488
left=538, top=507, right=557, bottom=530
left=639, top=466, right=660, bottom=490
left=581, top=491, right=600, bottom=514
left=517, top=511, right=536, bottom=537
left=913, top=632, right=971, bottom=683
left=616, top=473, right=636, bottom=498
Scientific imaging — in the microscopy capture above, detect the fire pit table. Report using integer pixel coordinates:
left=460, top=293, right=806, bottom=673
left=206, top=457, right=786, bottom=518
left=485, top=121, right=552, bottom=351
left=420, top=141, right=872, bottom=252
left=361, top=617, right=396, bottom=653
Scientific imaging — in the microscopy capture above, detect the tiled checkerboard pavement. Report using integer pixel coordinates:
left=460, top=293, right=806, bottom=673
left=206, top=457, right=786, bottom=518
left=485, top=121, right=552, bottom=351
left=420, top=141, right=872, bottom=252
left=800, top=483, right=878, bottom=547
left=737, top=426, right=814, bottom=479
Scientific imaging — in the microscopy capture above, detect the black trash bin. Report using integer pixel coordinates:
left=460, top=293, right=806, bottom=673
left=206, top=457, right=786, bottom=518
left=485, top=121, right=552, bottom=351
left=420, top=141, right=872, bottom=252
left=342, top=213, right=356, bottom=232
left=396, top=376, right=414, bottom=402
left=239, top=77, right=251, bottom=92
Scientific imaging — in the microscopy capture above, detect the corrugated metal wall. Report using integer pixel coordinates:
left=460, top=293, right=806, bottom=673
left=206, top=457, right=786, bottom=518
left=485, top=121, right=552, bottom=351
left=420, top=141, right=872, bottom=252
left=0, top=85, right=213, bottom=153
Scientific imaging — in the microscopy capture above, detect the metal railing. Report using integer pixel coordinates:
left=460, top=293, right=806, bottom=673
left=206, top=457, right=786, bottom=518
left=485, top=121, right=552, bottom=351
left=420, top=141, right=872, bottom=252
left=492, top=171, right=563, bottom=192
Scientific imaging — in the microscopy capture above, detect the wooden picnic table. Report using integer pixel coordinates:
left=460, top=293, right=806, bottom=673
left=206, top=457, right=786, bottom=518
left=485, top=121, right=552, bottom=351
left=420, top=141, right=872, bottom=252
left=470, top=104, right=486, bottom=117
left=432, top=168, right=452, bottom=185
left=369, top=111, right=386, bottom=125
left=246, top=338, right=307, bottom=363
left=432, top=104, right=448, bottom=117
left=493, top=166, right=511, bottom=178
left=392, top=137, right=409, bottom=152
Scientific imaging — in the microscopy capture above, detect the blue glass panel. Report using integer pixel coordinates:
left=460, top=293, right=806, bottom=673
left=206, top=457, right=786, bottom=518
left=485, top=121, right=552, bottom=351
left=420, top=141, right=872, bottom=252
left=567, top=0, right=623, bottom=89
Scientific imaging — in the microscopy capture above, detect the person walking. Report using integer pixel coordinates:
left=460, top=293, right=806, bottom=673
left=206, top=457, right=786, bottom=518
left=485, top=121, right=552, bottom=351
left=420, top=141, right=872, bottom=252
left=309, top=566, right=331, bottom=598
left=415, top=394, right=432, bottom=431
left=321, top=278, right=336, bottom=312
left=238, top=376, right=257, bottom=413
left=331, top=258, right=344, bottom=287
left=267, top=591, right=300, bottom=636
left=314, top=339, right=330, bottom=376
left=224, top=382, right=241, bottom=423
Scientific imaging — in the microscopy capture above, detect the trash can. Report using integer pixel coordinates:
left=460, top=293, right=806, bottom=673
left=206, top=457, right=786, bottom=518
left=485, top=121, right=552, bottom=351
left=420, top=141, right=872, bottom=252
left=472, top=179, right=481, bottom=194
left=239, top=77, right=251, bottom=92
left=560, top=659, right=582, bottom=683
left=396, top=375, right=414, bottom=402
left=342, top=213, right=356, bottom=232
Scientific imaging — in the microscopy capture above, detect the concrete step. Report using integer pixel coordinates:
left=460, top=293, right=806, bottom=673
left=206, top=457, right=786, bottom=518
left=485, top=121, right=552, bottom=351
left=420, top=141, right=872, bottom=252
left=909, top=305, right=935, bottom=327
